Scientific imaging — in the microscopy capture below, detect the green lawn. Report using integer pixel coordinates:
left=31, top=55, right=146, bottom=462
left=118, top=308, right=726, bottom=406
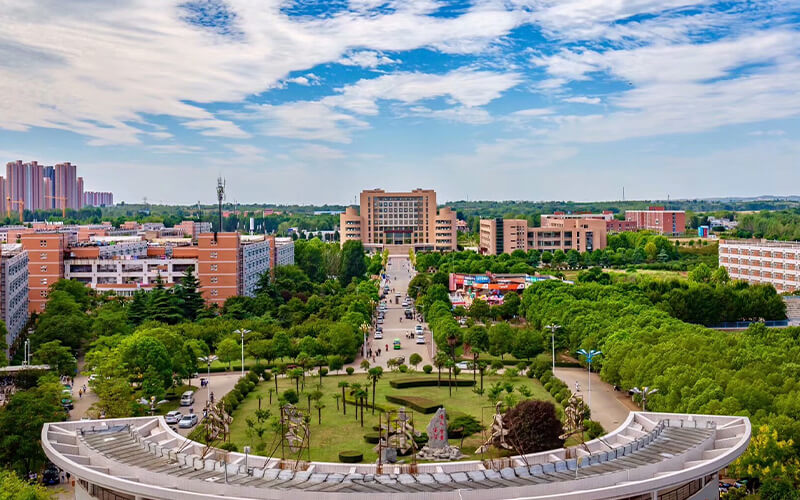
left=227, top=370, right=559, bottom=463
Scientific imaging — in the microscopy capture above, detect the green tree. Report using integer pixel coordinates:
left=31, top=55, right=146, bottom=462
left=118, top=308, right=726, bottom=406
left=409, top=353, right=423, bottom=371
left=216, top=337, right=241, bottom=371
left=126, top=290, right=149, bottom=326
left=146, top=279, right=184, bottom=325
left=119, top=334, right=173, bottom=390
left=512, top=329, right=545, bottom=361
left=0, top=376, right=64, bottom=477
left=489, top=322, right=515, bottom=360
left=468, top=299, right=491, bottom=323
left=0, top=469, right=55, bottom=499
left=51, top=278, right=91, bottom=310
left=32, top=340, right=77, bottom=377
left=32, top=291, right=91, bottom=352
left=367, top=366, right=383, bottom=414
left=91, top=301, right=131, bottom=338
left=711, top=266, right=730, bottom=285
left=339, top=240, right=367, bottom=285
left=688, top=263, right=713, bottom=283
left=174, top=268, right=205, bottom=321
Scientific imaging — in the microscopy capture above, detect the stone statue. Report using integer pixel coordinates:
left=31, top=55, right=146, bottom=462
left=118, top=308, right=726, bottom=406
left=477, top=402, right=512, bottom=454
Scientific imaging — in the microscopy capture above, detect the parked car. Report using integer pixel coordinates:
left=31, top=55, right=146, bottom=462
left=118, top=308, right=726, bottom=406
left=455, top=361, right=469, bottom=370
left=180, top=390, right=195, bottom=406
left=61, top=397, right=73, bottom=410
left=415, top=325, right=423, bottom=335
left=377, top=318, right=384, bottom=324
left=165, top=410, right=183, bottom=425
left=374, top=331, right=383, bottom=340
left=415, top=336, right=425, bottom=344
left=178, top=414, right=198, bottom=428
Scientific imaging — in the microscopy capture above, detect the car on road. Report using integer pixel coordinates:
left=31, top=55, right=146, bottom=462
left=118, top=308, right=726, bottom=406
left=455, top=361, right=469, bottom=370
left=393, top=339, right=401, bottom=349
left=178, top=414, right=198, bottom=428
left=377, top=317, right=384, bottom=324
left=42, top=463, right=60, bottom=485
left=180, top=391, right=195, bottom=406
left=415, top=325, right=423, bottom=335
left=165, top=410, right=183, bottom=425
left=415, top=336, right=425, bottom=344
left=374, top=331, right=383, bottom=340
left=61, top=396, right=74, bottom=410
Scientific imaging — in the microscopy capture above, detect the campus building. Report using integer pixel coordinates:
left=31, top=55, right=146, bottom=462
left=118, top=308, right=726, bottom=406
left=21, top=233, right=67, bottom=313
left=625, top=207, right=686, bottom=236
left=0, top=244, right=28, bottom=350
left=340, top=189, right=457, bottom=252
left=719, top=239, right=800, bottom=293
left=43, top=411, right=750, bottom=500
left=480, top=217, right=608, bottom=255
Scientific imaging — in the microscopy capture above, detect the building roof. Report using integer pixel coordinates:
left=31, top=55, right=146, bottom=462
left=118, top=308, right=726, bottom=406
left=42, top=411, right=749, bottom=500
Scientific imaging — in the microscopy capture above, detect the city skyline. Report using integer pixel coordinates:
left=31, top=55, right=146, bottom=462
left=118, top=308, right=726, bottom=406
left=1, top=1, right=798, bottom=205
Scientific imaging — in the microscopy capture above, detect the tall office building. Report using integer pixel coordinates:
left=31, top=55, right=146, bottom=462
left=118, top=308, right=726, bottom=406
left=340, top=188, right=457, bottom=252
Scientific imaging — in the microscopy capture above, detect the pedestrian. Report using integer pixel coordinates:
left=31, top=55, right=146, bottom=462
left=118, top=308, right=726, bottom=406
left=385, top=344, right=388, bottom=351
left=78, top=389, right=82, bottom=398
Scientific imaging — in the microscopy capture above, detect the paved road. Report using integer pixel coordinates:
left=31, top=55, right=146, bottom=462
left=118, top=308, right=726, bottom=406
left=351, top=255, right=435, bottom=371
left=553, top=367, right=638, bottom=432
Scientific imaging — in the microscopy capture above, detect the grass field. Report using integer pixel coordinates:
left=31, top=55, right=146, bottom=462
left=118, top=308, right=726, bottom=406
left=227, top=371, right=558, bottom=463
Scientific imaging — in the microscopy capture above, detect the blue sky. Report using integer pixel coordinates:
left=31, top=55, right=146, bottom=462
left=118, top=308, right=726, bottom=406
left=0, top=0, right=798, bottom=205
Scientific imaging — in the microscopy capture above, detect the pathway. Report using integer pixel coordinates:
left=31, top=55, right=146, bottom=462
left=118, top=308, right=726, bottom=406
left=350, top=255, right=435, bottom=371
left=553, top=367, right=638, bottom=432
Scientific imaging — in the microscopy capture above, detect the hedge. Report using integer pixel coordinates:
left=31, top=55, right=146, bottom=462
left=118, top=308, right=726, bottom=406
left=344, top=397, right=391, bottom=412
left=384, top=395, right=443, bottom=414
left=338, top=451, right=363, bottom=463
left=363, top=432, right=381, bottom=444
left=389, top=378, right=476, bottom=389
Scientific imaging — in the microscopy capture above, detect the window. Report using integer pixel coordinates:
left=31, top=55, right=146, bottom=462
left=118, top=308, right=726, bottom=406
left=40, top=278, right=48, bottom=285
left=40, top=265, right=47, bottom=272
left=210, top=252, right=218, bottom=259
left=210, top=264, right=218, bottom=271
left=210, top=289, right=218, bottom=297
left=210, top=277, right=218, bottom=284
left=40, top=240, right=48, bottom=247
left=40, top=252, right=48, bottom=260
left=40, top=290, right=48, bottom=298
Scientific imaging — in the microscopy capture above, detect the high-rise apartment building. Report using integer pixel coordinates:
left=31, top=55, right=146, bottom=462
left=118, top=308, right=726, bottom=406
left=56, top=162, right=81, bottom=210
left=625, top=207, right=685, bottom=236
left=340, top=188, right=457, bottom=251
left=20, top=233, right=67, bottom=313
left=480, top=217, right=608, bottom=255
left=719, top=239, right=800, bottom=293
left=84, top=191, right=114, bottom=207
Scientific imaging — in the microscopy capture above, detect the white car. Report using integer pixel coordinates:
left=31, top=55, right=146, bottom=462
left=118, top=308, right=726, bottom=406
left=415, top=325, right=423, bottom=335
left=178, top=414, right=198, bottom=428
left=455, top=361, right=469, bottom=370
left=165, top=410, right=183, bottom=425
left=374, top=331, right=383, bottom=340
left=415, top=336, right=425, bottom=344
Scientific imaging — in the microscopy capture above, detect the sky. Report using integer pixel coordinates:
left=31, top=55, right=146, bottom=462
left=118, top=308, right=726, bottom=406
left=0, top=0, right=798, bottom=205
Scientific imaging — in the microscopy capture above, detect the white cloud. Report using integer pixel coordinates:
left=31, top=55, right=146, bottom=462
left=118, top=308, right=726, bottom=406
left=292, top=144, right=346, bottom=161
left=338, top=51, right=397, bottom=68
left=563, top=96, right=601, bottom=104
left=183, top=119, right=251, bottom=139
left=749, top=130, right=785, bottom=137
left=247, top=101, right=369, bottom=143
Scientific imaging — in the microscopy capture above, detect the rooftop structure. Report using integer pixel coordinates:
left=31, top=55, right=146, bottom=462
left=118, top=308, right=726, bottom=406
left=43, top=411, right=750, bottom=500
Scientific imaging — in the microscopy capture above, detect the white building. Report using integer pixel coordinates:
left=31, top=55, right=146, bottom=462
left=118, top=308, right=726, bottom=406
left=719, top=238, right=800, bottom=293
left=274, top=237, right=295, bottom=267
left=0, top=244, right=28, bottom=350
left=240, top=237, right=271, bottom=297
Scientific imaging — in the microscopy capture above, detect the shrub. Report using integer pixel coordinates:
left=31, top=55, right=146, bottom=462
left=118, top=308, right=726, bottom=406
left=531, top=354, right=550, bottom=378
left=556, top=388, right=571, bottom=404
left=448, top=415, right=483, bottom=438
left=338, top=451, right=363, bottom=463
left=346, top=367, right=355, bottom=375
left=540, top=371, right=553, bottom=384
left=544, top=381, right=553, bottom=392
left=491, top=360, right=504, bottom=370
left=422, top=365, right=433, bottom=374
left=585, top=420, right=605, bottom=440
left=504, top=400, right=565, bottom=454
left=282, top=389, right=299, bottom=405
left=385, top=394, right=442, bottom=414
left=229, top=389, right=243, bottom=403
left=247, top=371, right=260, bottom=384
left=251, top=364, right=267, bottom=381
left=218, top=442, right=238, bottom=452
left=363, top=432, right=381, bottom=444
left=398, top=365, right=408, bottom=373
left=319, top=368, right=329, bottom=377
left=390, top=378, right=475, bottom=389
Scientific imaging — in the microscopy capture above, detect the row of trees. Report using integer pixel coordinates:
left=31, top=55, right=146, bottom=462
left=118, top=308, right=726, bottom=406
left=521, top=280, right=800, bottom=493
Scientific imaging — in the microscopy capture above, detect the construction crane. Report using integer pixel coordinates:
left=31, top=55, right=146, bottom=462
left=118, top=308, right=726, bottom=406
left=5, top=197, right=24, bottom=223
left=44, top=194, right=68, bottom=218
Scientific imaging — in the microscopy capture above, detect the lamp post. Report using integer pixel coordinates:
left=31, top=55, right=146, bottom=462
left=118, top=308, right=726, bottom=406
left=198, top=355, right=218, bottom=405
left=234, top=329, right=251, bottom=378
left=631, top=387, right=658, bottom=411
left=576, top=349, right=601, bottom=408
left=545, top=324, right=561, bottom=372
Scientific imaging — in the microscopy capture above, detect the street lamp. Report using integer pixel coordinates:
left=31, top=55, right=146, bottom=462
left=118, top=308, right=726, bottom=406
left=576, top=349, right=602, bottom=408
left=233, top=329, right=251, bottom=378
left=631, top=386, right=658, bottom=411
left=545, top=324, right=561, bottom=372
left=198, top=355, right=218, bottom=405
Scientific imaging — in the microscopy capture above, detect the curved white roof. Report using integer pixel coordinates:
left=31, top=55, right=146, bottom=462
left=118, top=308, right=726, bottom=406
left=42, top=411, right=750, bottom=500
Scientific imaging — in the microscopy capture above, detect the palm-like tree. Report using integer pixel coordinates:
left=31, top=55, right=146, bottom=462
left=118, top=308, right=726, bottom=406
left=349, top=382, right=363, bottom=422
left=338, top=381, right=349, bottom=415
left=434, top=351, right=449, bottom=387
left=367, top=367, right=384, bottom=415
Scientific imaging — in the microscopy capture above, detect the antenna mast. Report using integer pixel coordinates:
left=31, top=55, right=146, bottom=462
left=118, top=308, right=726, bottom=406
left=216, top=177, right=226, bottom=232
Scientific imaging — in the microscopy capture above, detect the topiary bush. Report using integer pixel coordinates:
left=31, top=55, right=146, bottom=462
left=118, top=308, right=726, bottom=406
left=491, top=360, right=504, bottom=371
left=385, top=395, right=442, bottom=414
left=247, top=371, right=260, bottom=384
left=540, top=371, right=553, bottom=384
left=319, top=368, right=329, bottom=377
left=585, top=420, right=605, bottom=440
left=422, top=364, right=433, bottom=374
left=447, top=415, right=483, bottom=438
left=363, top=432, right=381, bottom=444
left=282, top=389, right=299, bottom=405
left=218, top=442, right=238, bottom=452
left=346, top=367, right=355, bottom=375
left=338, top=451, right=363, bottom=463
left=544, top=381, right=553, bottom=392
left=398, top=364, right=408, bottom=373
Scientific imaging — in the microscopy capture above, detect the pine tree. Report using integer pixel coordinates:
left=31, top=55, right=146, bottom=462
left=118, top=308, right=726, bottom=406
left=174, top=268, right=205, bottom=321
left=126, top=291, right=149, bottom=326
left=147, top=275, right=184, bottom=325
